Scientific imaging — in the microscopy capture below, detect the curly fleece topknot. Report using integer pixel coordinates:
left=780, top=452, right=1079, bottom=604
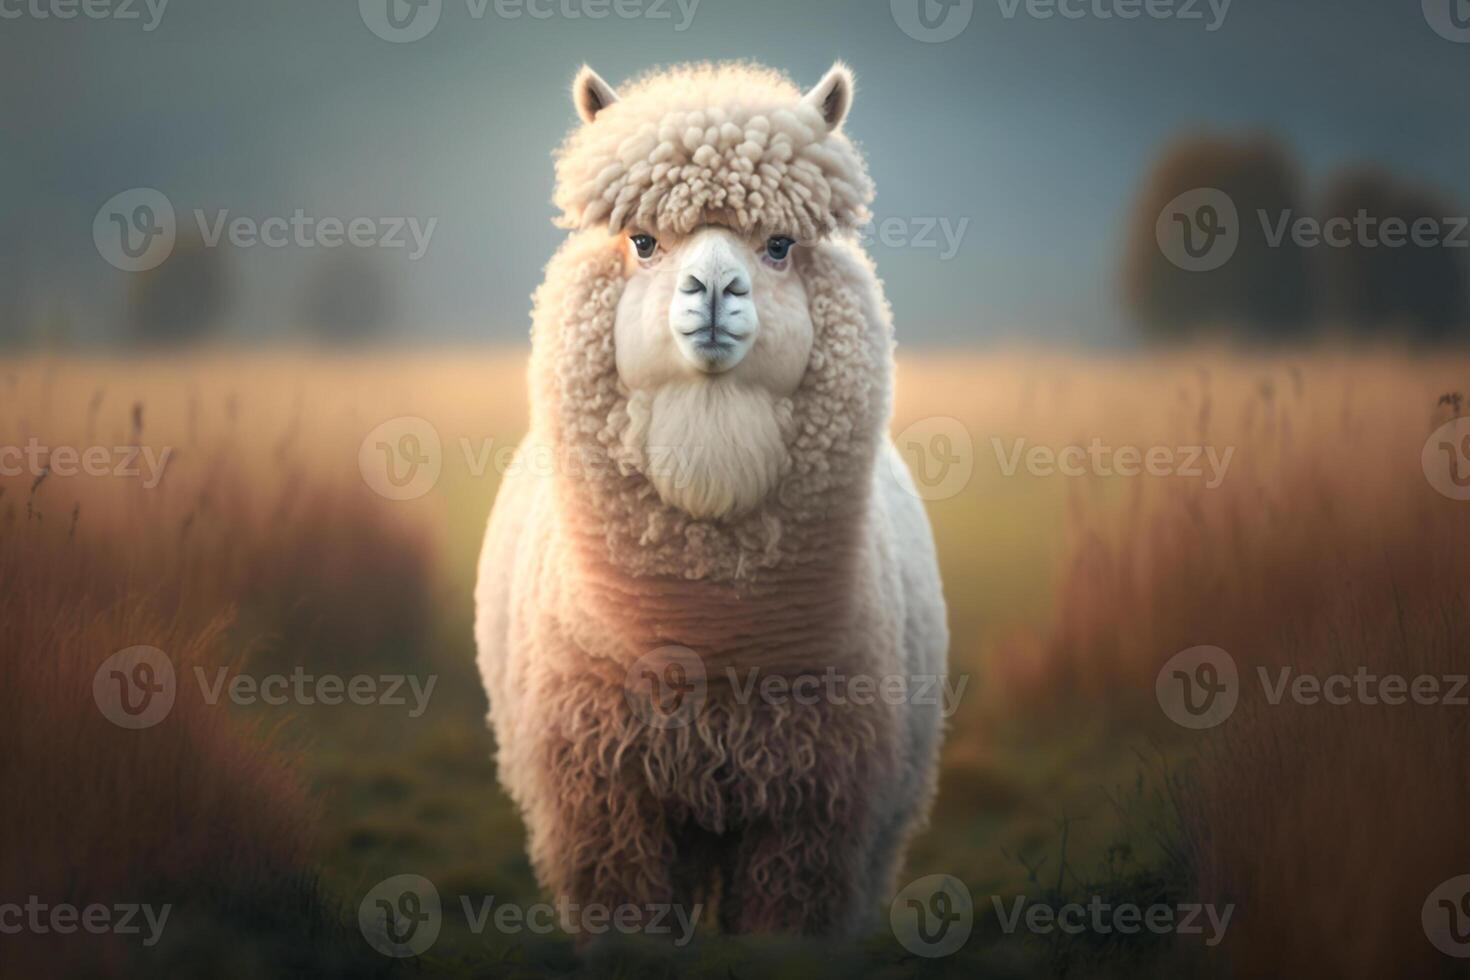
left=553, top=62, right=875, bottom=243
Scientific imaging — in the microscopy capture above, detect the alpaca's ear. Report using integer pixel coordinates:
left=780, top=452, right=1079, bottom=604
left=803, top=62, right=854, bottom=132
left=573, top=65, right=619, bottom=124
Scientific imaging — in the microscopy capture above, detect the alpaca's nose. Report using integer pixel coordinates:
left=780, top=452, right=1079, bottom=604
left=668, top=229, right=759, bottom=374
left=676, top=252, right=752, bottom=333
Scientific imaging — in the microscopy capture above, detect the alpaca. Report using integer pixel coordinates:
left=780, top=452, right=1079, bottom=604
left=474, top=61, right=949, bottom=938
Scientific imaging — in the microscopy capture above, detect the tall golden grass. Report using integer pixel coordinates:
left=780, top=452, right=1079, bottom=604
left=0, top=352, right=464, bottom=975
left=3, top=346, right=1467, bottom=976
left=969, top=349, right=1470, bottom=976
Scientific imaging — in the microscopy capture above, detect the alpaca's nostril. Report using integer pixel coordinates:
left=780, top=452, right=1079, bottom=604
left=680, top=275, right=706, bottom=295
left=724, top=280, right=749, bottom=298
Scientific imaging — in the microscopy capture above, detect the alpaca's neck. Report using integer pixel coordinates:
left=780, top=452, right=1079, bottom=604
left=556, top=464, right=876, bottom=673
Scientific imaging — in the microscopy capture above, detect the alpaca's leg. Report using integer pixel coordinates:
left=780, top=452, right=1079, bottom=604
left=857, top=707, right=944, bottom=930
left=719, top=816, right=870, bottom=937
left=529, top=735, right=680, bottom=939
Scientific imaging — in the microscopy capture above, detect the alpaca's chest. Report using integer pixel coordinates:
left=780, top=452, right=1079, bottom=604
left=539, top=661, right=899, bottom=829
left=633, top=679, right=896, bottom=829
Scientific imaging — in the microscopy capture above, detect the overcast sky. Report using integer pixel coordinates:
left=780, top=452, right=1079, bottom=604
left=2, top=0, right=1466, bottom=346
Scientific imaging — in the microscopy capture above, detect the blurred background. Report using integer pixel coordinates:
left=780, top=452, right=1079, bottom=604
left=3, top=0, right=1468, bottom=349
left=5, top=1, right=1470, bottom=978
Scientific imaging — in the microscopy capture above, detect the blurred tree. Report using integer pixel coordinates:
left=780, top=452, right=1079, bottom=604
left=1122, top=133, right=1313, bottom=341
left=299, top=250, right=394, bottom=342
left=1317, top=169, right=1468, bottom=341
left=127, top=233, right=228, bottom=345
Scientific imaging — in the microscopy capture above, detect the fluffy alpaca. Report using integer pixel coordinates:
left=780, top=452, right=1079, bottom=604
left=474, top=61, right=949, bottom=938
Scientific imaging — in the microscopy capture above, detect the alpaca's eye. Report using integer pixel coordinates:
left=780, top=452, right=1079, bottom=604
left=630, top=234, right=658, bottom=260
left=765, top=236, right=795, bottom=262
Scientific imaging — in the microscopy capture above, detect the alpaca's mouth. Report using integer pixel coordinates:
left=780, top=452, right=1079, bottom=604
left=679, top=323, right=749, bottom=344
left=679, top=326, right=747, bottom=373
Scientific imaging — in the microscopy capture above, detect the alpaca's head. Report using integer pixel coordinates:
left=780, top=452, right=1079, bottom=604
left=560, top=62, right=870, bottom=383
left=545, top=62, right=880, bottom=522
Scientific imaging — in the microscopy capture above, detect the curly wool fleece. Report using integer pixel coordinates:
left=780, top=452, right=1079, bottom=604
left=475, top=62, right=949, bottom=939
left=554, top=62, right=874, bottom=244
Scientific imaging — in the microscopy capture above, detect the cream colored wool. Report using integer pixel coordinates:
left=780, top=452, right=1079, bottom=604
left=475, top=61, right=949, bottom=938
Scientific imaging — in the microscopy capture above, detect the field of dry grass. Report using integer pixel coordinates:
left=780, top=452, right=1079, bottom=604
left=2, top=346, right=1467, bottom=977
